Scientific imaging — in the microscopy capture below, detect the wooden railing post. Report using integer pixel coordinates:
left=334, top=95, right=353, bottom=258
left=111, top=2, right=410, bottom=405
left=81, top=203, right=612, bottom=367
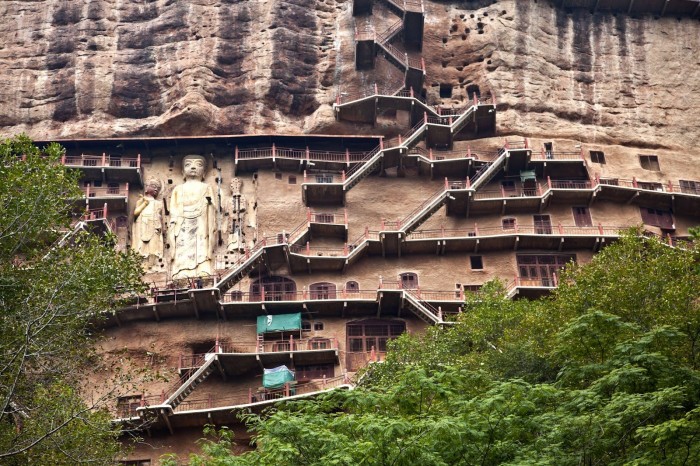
left=444, top=177, right=448, bottom=190
left=514, top=219, right=519, bottom=233
left=633, top=177, right=638, bottom=188
left=558, top=223, right=563, bottom=234
left=346, top=148, right=350, bottom=163
left=474, top=222, right=479, bottom=236
left=306, top=241, right=310, bottom=255
left=547, top=176, right=552, bottom=189
left=101, top=152, right=106, bottom=166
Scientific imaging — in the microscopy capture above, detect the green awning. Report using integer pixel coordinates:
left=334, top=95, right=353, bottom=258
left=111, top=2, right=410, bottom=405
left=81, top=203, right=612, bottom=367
left=263, top=365, right=295, bottom=389
left=256, top=313, right=302, bottom=334
left=520, top=170, right=537, bottom=183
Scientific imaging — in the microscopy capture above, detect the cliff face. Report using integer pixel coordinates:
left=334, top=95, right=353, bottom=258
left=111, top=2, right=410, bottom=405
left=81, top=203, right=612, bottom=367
left=0, top=0, right=698, bottom=150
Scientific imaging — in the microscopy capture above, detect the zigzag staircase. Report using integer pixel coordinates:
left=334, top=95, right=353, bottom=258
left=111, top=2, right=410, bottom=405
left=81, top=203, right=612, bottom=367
left=165, top=356, right=217, bottom=410
left=402, top=289, right=449, bottom=324
left=344, top=145, right=384, bottom=191
left=377, top=0, right=405, bottom=17
left=216, top=245, right=266, bottom=291
left=469, top=148, right=507, bottom=191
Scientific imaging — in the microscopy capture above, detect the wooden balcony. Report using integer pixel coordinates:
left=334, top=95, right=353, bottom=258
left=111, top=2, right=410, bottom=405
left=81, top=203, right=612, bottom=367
left=79, top=183, right=129, bottom=211
left=62, top=153, right=143, bottom=186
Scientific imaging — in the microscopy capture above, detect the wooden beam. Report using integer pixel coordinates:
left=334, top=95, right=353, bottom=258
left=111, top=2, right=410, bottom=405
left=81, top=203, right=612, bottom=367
left=161, top=409, right=174, bottom=435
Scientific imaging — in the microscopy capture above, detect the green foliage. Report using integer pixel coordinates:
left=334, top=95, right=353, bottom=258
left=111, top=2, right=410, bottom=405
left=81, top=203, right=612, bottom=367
left=173, top=233, right=700, bottom=465
left=0, top=135, right=145, bottom=463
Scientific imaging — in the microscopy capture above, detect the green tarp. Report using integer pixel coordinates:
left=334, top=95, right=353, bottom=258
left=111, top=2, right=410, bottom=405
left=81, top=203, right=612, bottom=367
left=263, top=365, right=295, bottom=389
left=256, top=313, right=302, bottom=334
left=520, top=170, right=537, bottom=183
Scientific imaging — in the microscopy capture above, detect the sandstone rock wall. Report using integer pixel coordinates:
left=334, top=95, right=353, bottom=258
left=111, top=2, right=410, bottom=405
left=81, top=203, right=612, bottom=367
left=0, top=0, right=698, bottom=150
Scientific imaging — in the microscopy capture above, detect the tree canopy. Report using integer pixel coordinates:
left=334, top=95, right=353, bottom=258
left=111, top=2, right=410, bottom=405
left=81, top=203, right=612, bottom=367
left=0, top=135, right=144, bottom=464
left=169, top=233, right=700, bottom=466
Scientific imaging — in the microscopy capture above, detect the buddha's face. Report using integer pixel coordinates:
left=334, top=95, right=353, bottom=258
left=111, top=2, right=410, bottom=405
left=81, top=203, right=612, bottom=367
left=145, top=180, right=161, bottom=197
left=183, top=156, right=205, bottom=179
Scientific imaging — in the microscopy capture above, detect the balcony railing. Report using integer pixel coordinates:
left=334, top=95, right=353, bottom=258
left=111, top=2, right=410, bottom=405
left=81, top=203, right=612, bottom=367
left=405, top=224, right=627, bottom=240
left=62, top=153, right=141, bottom=168
left=80, top=184, right=129, bottom=198
left=309, top=209, right=347, bottom=225
left=217, top=337, right=339, bottom=355
left=235, top=145, right=368, bottom=164
left=221, top=289, right=378, bottom=303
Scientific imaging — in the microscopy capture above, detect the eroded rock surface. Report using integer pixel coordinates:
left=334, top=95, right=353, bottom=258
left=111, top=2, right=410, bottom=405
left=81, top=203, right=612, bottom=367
left=0, top=0, right=698, bottom=150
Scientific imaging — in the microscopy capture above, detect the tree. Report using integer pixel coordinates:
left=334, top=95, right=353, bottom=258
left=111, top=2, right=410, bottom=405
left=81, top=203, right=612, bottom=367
left=169, top=233, right=700, bottom=465
left=0, top=135, right=145, bottom=464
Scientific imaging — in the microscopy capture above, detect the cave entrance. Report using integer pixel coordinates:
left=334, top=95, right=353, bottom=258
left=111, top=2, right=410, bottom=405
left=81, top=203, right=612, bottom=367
left=466, top=84, right=481, bottom=100
left=439, top=84, right=453, bottom=98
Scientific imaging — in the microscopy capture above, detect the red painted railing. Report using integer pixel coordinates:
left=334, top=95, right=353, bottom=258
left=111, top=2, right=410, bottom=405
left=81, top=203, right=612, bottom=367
left=62, top=153, right=141, bottom=168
